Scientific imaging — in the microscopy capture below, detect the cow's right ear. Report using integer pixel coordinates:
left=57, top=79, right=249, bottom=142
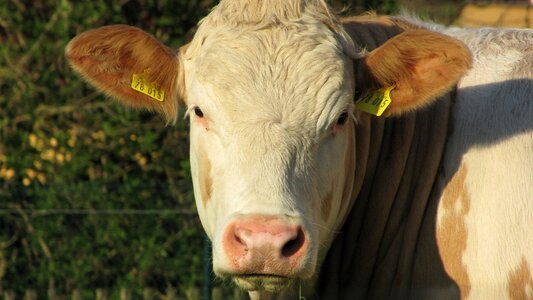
left=65, top=25, right=183, bottom=124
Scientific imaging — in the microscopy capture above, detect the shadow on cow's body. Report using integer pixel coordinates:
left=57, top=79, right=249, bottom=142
left=314, top=17, right=533, bottom=299
left=318, top=78, right=533, bottom=299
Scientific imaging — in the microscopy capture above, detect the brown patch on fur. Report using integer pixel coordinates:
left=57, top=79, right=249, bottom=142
left=322, top=188, right=333, bottom=221
left=65, top=25, right=183, bottom=123
left=198, top=149, right=213, bottom=206
left=508, top=257, right=533, bottom=300
left=438, top=164, right=471, bottom=298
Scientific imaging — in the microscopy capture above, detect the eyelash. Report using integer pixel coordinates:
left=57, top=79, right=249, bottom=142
left=186, top=105, right=204, bottom=119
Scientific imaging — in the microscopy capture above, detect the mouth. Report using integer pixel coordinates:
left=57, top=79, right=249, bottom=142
left=232, top=274, right=296, bottom=292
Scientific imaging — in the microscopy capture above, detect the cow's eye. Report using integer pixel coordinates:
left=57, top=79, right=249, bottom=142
left=336, top=111, right=349, bottom=126
left=194, top=106, right=204, bottom=118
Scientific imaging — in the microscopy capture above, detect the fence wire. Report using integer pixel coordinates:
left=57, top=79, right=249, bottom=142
left=0, top=209, right=199, bottom=216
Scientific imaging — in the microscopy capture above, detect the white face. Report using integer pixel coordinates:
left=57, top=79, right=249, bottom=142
left=182, top=21, right=357, bottom=292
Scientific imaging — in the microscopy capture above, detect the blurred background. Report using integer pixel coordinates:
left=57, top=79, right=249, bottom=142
left=1, top=0, right=531, bottom=299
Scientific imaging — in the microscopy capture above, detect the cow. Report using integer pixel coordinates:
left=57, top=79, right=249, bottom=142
left=65, top=0, right=533, bottom=299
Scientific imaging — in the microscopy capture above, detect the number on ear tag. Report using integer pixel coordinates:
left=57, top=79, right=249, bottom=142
left=354, top=85, right=395, bottom=117
left=131, top=72, right=165, bottom=102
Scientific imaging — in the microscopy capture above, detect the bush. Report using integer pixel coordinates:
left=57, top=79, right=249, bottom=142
left=0, top=0, right=213, bottom=297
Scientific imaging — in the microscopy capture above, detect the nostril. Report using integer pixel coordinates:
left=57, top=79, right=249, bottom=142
left=281, top=228, right=305, bottom=257
left=234, top=234, right=243, bottom=246
left=235, top=227, right=257, bottom=243
left=233, top=228, right=250, bottom=250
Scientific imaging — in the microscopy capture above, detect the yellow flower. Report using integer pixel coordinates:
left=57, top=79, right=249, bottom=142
left=29, top=134, right=38, bottom=148
left=34, top=160, right=43, bottom=170
left=37, top=174, right=46, bottom=184
left=26, top=169, right=37, bottom=179
left=55, top=153, right=65, bottom=164
left=41, top=149, right=55, bottom=161
left=5, top=169, right=15, bottom=180
left=68, top=137, right=76, bottom=147
left=49, top=138, right=58, bottom=148
left=91, top=130, right=106, bottom=142
left=29, top=134, right=45, bottom=150
left=134, top=152, right=147, bottom=167
left=0, top=167, right=15, bottom=180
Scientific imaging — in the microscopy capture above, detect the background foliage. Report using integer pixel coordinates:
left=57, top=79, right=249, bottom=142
left=0, top=0, right=212, bottom=297
left=0, top=0, right=419, bottom=298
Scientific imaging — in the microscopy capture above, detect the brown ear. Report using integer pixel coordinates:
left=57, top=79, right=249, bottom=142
left=65, top=25, right=183, bottom=123
left=360, top=29, right=472, bottom=116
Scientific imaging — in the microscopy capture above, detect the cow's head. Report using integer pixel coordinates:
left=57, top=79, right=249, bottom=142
left=66, top=0, right=471, bottom=294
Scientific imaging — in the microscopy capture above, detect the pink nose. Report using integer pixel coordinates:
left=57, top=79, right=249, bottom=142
left=223, top=216, right=307, bottom=275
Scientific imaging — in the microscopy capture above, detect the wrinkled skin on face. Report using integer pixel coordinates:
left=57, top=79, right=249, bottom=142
left=184, top=20, right=358, bottom=293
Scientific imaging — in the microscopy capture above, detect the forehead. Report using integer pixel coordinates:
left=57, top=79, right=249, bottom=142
left=183, top=23, right=353, bottom=126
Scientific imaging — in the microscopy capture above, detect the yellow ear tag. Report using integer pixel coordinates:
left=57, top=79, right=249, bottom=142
left=131, top=72, right=165, bottom=102
left=354, top=85, right=395, bottom=117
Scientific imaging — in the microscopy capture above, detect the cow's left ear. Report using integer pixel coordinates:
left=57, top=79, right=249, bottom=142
left=359, top=29, right=472, bottom=116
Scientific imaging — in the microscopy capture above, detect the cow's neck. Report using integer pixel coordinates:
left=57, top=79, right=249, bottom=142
left=315, top=16, right=457, bottom=299
left=315, top=93, right=455, bottom=300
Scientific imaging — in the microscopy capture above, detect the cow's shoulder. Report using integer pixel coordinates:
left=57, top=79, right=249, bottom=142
left=436, top=25, right=533, bottom=299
